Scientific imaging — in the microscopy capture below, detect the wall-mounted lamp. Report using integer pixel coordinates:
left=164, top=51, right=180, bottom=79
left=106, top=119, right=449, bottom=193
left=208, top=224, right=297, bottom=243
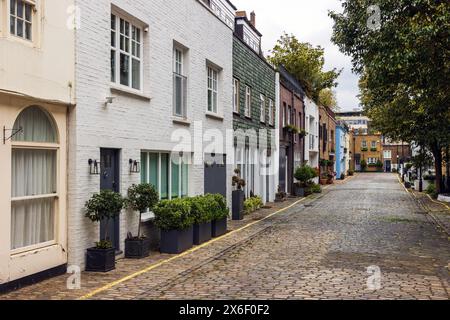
left=88, top=159, right=100, bottom=175
left=129, top=159, right=140, bottom=174
left=104, top=96, right=116, bottom=107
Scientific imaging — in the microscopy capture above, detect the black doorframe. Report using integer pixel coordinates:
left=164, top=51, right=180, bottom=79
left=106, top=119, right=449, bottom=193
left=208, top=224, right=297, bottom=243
left=100, top=148, right=121, bottom=253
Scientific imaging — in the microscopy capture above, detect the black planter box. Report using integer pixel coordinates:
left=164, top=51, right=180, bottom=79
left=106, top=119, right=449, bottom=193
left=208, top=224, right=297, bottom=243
left=193, top=221, right=212, bottom=245
left=293, top=185, right=305, bottom=197
left=160, top=226, right=193, bottom=254
left=125, top=238, right=151, bottom=259
left=212, top=217, right=227, bottom=238
left=232, top=190, right=244, bottom=220
left=85, top=247, right=115, bottom=272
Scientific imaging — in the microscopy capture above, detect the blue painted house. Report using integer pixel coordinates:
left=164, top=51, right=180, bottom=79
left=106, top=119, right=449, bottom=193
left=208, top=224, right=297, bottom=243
left=335, top=123, right=348, bottom=179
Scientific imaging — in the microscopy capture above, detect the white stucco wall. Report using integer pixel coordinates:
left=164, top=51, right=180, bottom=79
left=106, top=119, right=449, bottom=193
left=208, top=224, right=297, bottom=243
left=0, top=0, right=74, bottom=284
left=304, top=97, right=320, bottom=169
left=68, top=0, right=234, bottom=269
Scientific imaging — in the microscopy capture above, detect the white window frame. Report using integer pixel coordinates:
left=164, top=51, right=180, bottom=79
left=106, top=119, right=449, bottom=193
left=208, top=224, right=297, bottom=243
left=362, top=140, right=367, bottom=148
left=8, top=0, right=36, bottom=42
left=383, top=150, right=392, bottom=159
left=141, top=152, right=189, bottom=201
left=233, top=78, right=240, bottom=114
left=260, top=94, right=266, bottom=123
left=207, top=66, right=219, bottom=114
left=173, top=47, right=187, bottom=118
left=10, top=108, right=60, bottom=254
left=268, top=99, right=274, bottom=126
left=111, top=12, right=143, bottom=91
left=245, top=86, right=251, bottom=118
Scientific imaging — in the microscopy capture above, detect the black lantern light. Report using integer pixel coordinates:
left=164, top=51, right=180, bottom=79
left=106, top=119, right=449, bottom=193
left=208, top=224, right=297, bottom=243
left=129, top=159, right=140, bottom=173
left=88, top=159, right=100, bottom=175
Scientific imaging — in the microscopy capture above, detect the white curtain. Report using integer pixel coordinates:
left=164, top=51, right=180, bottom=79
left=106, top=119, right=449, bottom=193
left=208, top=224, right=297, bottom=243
left=11, top=149, right=56, bottom=250
left=13, top=106, right=56, bottom=143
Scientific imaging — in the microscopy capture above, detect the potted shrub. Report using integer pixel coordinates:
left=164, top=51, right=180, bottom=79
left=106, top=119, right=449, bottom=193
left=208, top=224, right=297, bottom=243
left=124, top=183, right=159, bottom=259
left=320, top=173, right=328, bottom=185
left=340, top=173, right=345, bottom=180
left=154, top=198, right=194, bottom=254
left=232, top=168, right=246, bottom=220
left=283, top=124, right=300, bottom=134
left=189, top=196, right=213, bottom=245
left=84, top=190, right=124, bottom=272
left=348, top=170, right=354, bottom=176
left=360, top=160, right=368, bottom=172
left=208, top=194, right=229, bottom=238
left=244, top=196, right=263, bottom=215
left=376, top=160, right=384, bottom=172
left=294, top=165, right=317, bottom=197
left=275, top=186, right=287, bottom=202
left=320, top=159, right=329, bottom=167
left=326, top=172, right=334, bottom=184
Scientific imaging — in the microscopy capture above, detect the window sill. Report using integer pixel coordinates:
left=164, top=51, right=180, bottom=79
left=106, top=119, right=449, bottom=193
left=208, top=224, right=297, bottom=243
left=205, top=112, right=224, bottom=121
left=173, top=117, right=191, bottom=126
left=110, top=85, right=152, bottom=101
left=141, top=211, right=155, bottom=223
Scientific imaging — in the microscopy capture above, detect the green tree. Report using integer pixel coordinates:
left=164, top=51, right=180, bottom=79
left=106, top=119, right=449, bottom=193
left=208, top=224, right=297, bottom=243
left=330, top=0, right=450, bottom=192
left=319, top=88, right=339, bottom=112
left=268, top=33, right=342, bottom=103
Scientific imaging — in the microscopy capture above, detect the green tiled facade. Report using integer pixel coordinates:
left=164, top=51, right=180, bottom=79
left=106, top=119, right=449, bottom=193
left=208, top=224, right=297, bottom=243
left=233, top=36, right=276, bottom=147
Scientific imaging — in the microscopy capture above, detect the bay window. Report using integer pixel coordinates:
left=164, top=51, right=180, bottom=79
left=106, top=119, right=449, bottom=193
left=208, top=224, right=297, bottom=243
left=111, top=13, right=142, bottom=90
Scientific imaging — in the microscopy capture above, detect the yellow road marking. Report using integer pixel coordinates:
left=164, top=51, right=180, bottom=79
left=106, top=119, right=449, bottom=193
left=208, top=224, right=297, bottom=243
left=78, top=179, right=345, bottom=300
left=427, top=194, right=450, bottom=211
left=78, top=196, right=314, bottom=300
left=396, top=175, right=450, bottom=211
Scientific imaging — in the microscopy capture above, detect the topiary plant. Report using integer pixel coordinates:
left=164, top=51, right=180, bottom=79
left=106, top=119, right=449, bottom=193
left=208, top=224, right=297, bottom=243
left=85, top=190, right=124, bottom=248
left=189, top=196, right=213, bottom=224
left=154, top=198, right=193, bottom=231
left=294, top=165, right=317, bottom=187
left=206, top=194, right=229, bottom=221
left=125, top=183, right=159, bottom=239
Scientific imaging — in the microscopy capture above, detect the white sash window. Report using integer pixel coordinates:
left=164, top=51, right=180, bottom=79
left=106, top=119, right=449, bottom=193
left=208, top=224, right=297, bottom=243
left=11, top=106, right=58, bottom=251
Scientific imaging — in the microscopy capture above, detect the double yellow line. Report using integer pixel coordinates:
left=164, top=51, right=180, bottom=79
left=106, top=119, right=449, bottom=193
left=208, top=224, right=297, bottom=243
left=78, top=188, right=333, bottom=300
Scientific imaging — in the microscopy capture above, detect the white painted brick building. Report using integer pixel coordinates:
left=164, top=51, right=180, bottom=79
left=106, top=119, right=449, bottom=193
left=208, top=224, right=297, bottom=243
left=68, top=0, right=234, bottom=269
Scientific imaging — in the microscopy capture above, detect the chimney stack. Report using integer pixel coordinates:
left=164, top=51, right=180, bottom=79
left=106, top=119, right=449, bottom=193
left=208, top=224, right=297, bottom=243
left=250, top=11, right=256, bottom=27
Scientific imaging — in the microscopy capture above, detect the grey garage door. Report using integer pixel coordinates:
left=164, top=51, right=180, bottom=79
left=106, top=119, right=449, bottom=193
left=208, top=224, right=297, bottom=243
left=204, top=154, right=227, bottom=197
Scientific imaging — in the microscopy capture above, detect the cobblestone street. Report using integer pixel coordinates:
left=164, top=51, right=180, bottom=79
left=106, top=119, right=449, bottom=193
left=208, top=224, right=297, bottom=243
left=2, top=173, right=449, bottom=300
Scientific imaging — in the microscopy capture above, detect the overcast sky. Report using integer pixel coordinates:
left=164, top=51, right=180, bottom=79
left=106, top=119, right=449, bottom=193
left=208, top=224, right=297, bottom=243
left=231, top=0, right=361, bottom=111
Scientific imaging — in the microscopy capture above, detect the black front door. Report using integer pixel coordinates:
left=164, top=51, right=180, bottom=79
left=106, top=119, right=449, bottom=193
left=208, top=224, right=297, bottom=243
left=100, top=148, right=120, bottom=252
left=385, top=160, right=391, bottom=172
left=204, top=154, right=227, bottom=197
